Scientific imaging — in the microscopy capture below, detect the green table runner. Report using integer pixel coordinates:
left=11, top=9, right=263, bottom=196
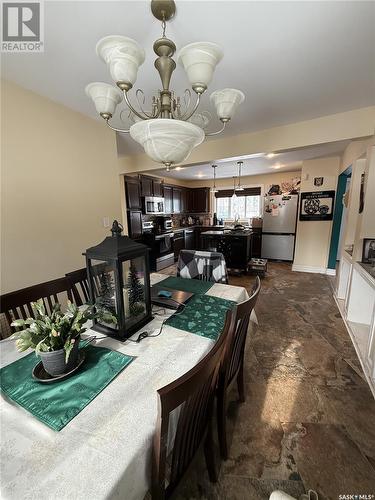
left=0, top=345, right=133, bottom=431
left=156, top=276, right=214, bottom=294
left=165, top=294, right=236, bottom=340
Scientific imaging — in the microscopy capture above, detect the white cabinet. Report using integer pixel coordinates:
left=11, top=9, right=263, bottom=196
left=335, top=260, right=375, bottom=398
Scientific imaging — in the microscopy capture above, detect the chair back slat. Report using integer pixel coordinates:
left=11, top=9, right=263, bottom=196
left=0, top=277, right=71, bottom=338
left=65, top=268, right=90, bottom=307
left=222, top=277, right=261, bottom=388
left=152, top=310, right=233, bottom=499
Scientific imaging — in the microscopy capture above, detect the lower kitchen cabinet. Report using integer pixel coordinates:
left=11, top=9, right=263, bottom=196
left=173, top=231, right=185, bottom=260
left=184, top=229, right=195, bottom=250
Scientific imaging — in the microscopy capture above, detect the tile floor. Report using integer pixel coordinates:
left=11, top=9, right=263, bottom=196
left=159, top=262, right=375, bottom=500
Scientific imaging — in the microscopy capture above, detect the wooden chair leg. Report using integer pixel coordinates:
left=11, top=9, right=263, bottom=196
left=216, top=388, right=228, bottom=460
left=204, top=421, right=218, bottom=483
left=237, top=360, right=245, bottom=403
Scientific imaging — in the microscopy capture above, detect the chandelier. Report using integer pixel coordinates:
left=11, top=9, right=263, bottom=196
left=85, top=0, right=244, bottom=170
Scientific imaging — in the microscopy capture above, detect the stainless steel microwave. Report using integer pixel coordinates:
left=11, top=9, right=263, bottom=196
left=144, top=196, right=165, bottom=215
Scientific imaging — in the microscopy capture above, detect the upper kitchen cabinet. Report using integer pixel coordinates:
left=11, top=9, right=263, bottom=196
left=172, top=187, right=182, bottom=214
left=152, top=178, right=163, bottom=197
left=164, top=185, right=173, bottom=214
left=140, top=175, right=164, bottom=198
left=125, top=176, right=142, bottom=210
left=140, top=176, right=153, bottom=197
left=192, top=188, right=210, bottom=213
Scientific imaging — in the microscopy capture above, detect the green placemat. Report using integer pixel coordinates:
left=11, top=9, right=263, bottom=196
left=165, top=294, right=236, bottom=340
left=0, top=345, right=134, bottom=431
left=156, top=276, right=214, bottom=294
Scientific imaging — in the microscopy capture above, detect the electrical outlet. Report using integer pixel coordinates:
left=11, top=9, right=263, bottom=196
left=103, top=217, right=110, bottom=228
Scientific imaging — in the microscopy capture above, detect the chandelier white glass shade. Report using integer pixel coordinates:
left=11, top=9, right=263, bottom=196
left=177, top=42, right=223, bottom=93
left=96, top=36, right=146, bottom=85
left=130, top=119, right=204, bottom=166
left=85, top=83, right=123, bottom=116
left=210, top=88, right=245, bottom=121
left=85, top=0, right=244, bottom=168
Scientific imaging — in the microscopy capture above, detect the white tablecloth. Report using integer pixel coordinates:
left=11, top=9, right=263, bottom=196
left=0, top=275, right=250, bottom=500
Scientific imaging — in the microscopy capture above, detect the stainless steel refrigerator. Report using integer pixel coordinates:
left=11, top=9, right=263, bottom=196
left=261, top=194, right=298, bottom=261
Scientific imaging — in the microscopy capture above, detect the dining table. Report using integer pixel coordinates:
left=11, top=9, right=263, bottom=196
left=0, top=273, right=254, bottom=500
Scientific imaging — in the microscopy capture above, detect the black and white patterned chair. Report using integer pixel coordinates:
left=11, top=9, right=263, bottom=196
left=177, top=250, right=228, bottom=284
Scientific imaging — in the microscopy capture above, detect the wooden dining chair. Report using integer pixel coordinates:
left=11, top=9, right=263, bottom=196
left=217, top=276, right=261, bottom=460
left=65, top=268, right=90, bottom=306
left=152, top=309, right=233, bottom=500
left=0, top=277, right=72, bottom=337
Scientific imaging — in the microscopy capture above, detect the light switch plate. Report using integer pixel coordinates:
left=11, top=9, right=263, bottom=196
left=103, top=217, right=110, bottom=228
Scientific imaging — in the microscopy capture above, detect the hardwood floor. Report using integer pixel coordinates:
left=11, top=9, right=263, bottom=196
left=159, top=262, right=375, bottom=500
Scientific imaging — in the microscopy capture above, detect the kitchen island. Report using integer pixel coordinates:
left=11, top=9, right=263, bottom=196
left=200, top=230, right=253, bottom=273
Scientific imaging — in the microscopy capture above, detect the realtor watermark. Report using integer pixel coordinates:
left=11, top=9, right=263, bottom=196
left=1, top=0, right=44, bottom=52
left=338, top=495, right=374, bottom=500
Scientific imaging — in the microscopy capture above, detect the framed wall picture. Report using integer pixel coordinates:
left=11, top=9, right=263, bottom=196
left=299, top=190, right=335, bottom=221
left=362, top=239, right=375, bottom=264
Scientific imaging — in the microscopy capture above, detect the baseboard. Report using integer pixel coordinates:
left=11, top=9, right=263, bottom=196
left=292, top=264, right=327, bottom=274
left=326, top=268, right=336, bottom=276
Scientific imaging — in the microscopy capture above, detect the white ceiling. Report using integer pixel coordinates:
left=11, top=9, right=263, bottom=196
left=150, top=140, right=350, bottom=180
left=3, top=1, right=374, bottom=157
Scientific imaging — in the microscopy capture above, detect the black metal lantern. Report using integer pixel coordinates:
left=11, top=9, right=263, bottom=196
left=84, top=221, right=152, bottom=340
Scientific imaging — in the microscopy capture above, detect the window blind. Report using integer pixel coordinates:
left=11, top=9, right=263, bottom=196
left=215, top=187, right=261, bottom=198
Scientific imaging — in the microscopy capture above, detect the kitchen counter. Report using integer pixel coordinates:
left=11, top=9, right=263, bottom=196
left=201, top=230, right=254, bottom=237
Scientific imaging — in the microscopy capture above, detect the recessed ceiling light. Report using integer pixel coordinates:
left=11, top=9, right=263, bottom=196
left=272, top=163, right=283, bottom=169
left=175, top=166, right=183, bottom=171
left=196, top=173, right=205, bottom=178
left=266, top=153, right=276, bottom=159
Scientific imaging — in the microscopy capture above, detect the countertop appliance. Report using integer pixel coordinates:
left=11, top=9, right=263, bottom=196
left=155, top=216, right=173, bottom=233
left=142, top=220, right=154, bottom=233
left=144, top=196, right=165, bottom=215
left=261, top=194, right=298, bottom=261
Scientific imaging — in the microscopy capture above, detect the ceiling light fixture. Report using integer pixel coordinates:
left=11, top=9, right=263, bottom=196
left=232, top=176, right=237, bottom=199
left=266, top=153, right=276, bottom=158
left=235, top=160, right=244, bottom=191
left=272, top=164, right=282, bottom=169
left=85, top=0, right=244, bottom=169
left=211, top=164, right=218, bottom=193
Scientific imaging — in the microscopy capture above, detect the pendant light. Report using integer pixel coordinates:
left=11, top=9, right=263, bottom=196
left=232, top=176, right=237, bottom=199
left=235, top=160, right=244, bottom=191
left=211, top=164, right=218, bottom=193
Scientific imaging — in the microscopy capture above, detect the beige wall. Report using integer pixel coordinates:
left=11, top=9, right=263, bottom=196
left=118, top=106, right=375, bottom=174
left=293, top=157, right=340, bottom=272
left=1, top=80, right=121, bottom=294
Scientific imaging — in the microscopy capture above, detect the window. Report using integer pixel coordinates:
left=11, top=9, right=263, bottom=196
left=216, top=195, right=261, bottom=220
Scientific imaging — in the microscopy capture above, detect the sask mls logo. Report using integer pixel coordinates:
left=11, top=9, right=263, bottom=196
left=2, top=1, right=44, bottom=52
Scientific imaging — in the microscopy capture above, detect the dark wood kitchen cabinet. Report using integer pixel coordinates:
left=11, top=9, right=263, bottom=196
left=152, top=178, right=163, bottom=197
left=125, top=176, right=141, bottom=210
left=140, top=176, right=152, bottom=197
left=164, top=185, right=173, bottom=214
left=172, top=187, right=181, bottom=214
left=140, top=175, right=163, bottom=197
left=127, top=210, right=143, bottom=240
left=192, top=188, right=210, bottom=213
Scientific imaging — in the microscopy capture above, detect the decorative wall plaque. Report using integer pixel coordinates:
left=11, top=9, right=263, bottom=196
left=299, top=191, right=335, bottom=221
